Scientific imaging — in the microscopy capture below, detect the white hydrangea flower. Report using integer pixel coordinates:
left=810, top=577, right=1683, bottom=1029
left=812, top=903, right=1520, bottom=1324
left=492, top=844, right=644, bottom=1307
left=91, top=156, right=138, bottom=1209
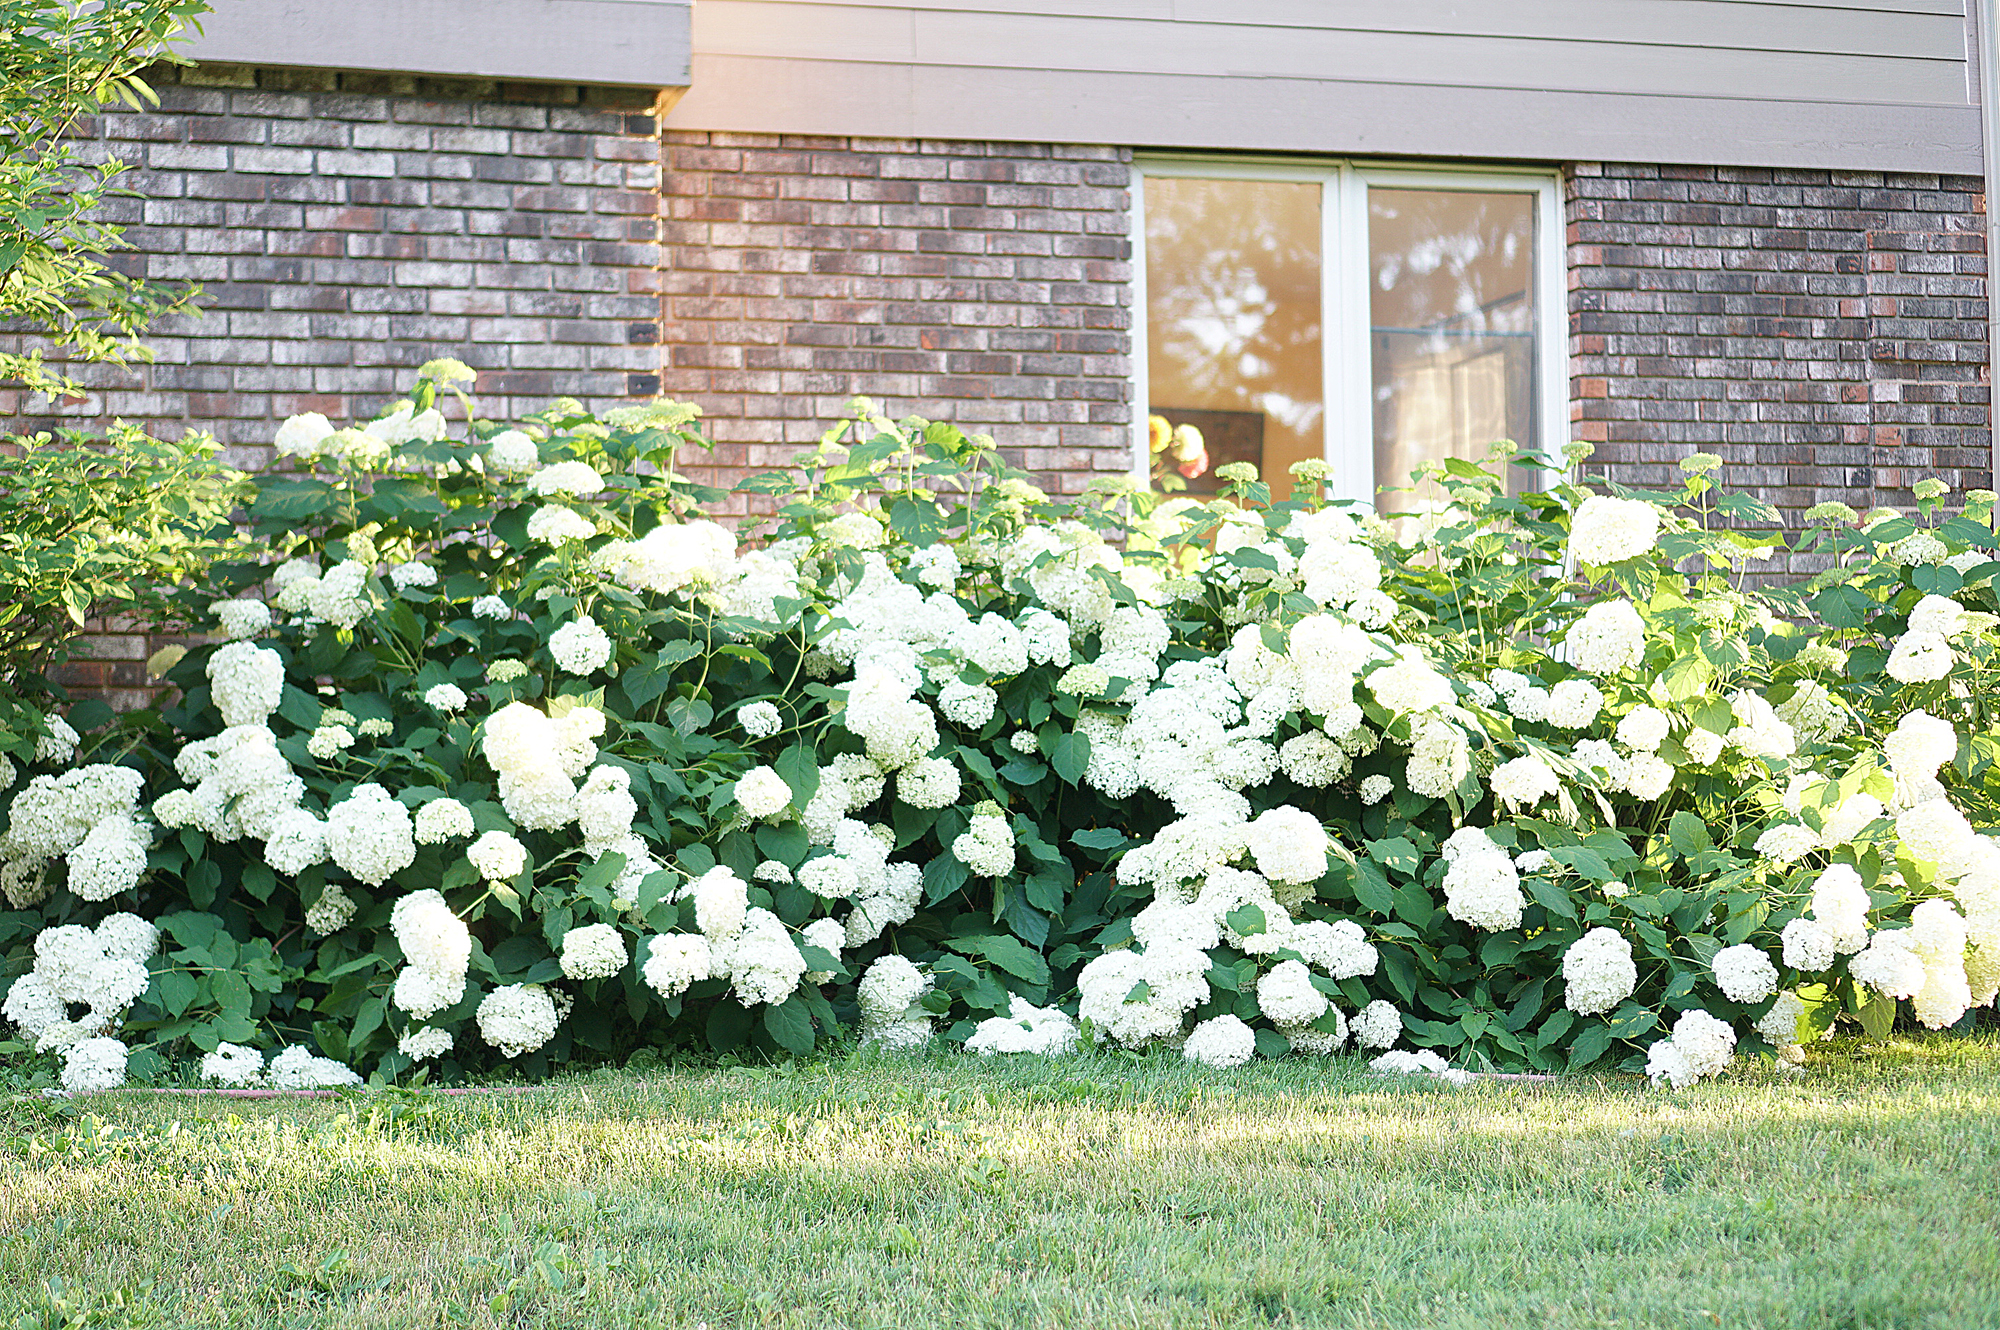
left=641, top=933, right=713, bottom=998
left=326, top=784, right=416, bottom=886
left=1370, top=1049, right=1467, bottom=1082
left=732, top=766, right=793, bottom=820
left=388, top=561, right=437, bottom=592
left=307, top=561, right=374, bottom=631
left=1351, top=999, right=1402, bottom=1049
left=275, top=412, right=336, bottom=458
left=965, top=997, right=1079, bottom=1056
left=305, top=882, right=356, bottom=935
left=200, top=1041, right=265, bottom=1086
left=527, top=460, right=605, bottom=498
left=1616, top=706, right=1671, bottom=752
left=1755, top=991, right=1806, bottom=1051
left=894, top=757, right=960, bottom=810
left=1182, top=1014, right=1257, bottom=1068
left=399, top=1027, right=454, bottom=1062
left=1754, top=823, right=1821, bottom=866
left=413, top=798, right=473, bottom=845
left=1441, top=826, right=1523, bottom=932
left=1849, top=929, right=1925, bottom=999
left=1683, top=727, right=1726, bottom=766
left=478, top=984, right=564, bottom=1057
left=1645, top=1009, right=1736, bottom=1089
left=1490, top=754, right=1560, bottom=811
left=738, top=701, right=783, bottom=739
left=1242, top=806, right=1327, bottom=885
left=549, top=615, right=613, bottom=675
left=692, top=865, right=749, bottom=940
left=720, top=907, right=808, bottom=1007
left=423, top=683, right=468, bottom=714
left=65, top=812, right=150, bottom=902
left=467, top=830, right=527, bottom=883
left=559, top=923, right=628, bottom=980
left=1711, top=944, right=1779, bottom=1003
left=486, top=429, right=540, bottom=474
left=527, top=505, right=597, bottom=545
left=1255, top=960, right=1328, bottom=1027
left=1886, top=630, right=1953, bottom=685
left=1781, top=917, right=1837, bottom=972
left=1546, top=679, right=1605, bottom=729
left=267, top=1046, right=363, bottom=1091
left=1907, top=594, right=1966, bottom=637
left=206, top=642, right=285, bottom=728
left=952, top=808, right=1016, bottom=878
left=1567, top=494, right=1661, bottom=565
left=61, top=1036, right=128, bottom=1093
left=1565, top=599, right=1646, bottom=675
left=1359, top=774, right=1393, bottom=805
left=471, top=594, right=512, bottom=621
left=210, top=599, right=273, bottom=641
left=1562, top=928, right=1637, bottom=1015
left=306, top=725, right=354, bottom=760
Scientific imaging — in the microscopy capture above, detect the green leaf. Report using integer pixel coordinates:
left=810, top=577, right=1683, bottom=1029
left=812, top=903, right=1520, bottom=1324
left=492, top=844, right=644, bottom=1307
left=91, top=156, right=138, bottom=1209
left=1660, top=654, right=1714, bottom=703
left=1351, top=858, right=1397, bottom=916
left=1668, top=810, right=1712, bottom=860
left=1550, top=845, right=1617, bottom=883
left=762, top=997, right=817, bottom=1056
left=774, top=743, right=820, bottom=810
left=209, top=968, right=251, bottom=1016
left=1566, top=1021, right=1615, bottom=1069
left=1855, top=992, right=1897, bottom=1039
left=754, top=822, right=808, bottom=868
left=155, top=969, right=197, bottom=1017
left=1365, top=836, right=1421, bottom=878
left=1225, top=902, right=1268, bottom=937
left=622, top=641, right=700, bottom=708
left=944, top=933, right=1049, bottom=985
left=1605, top=1006, right=1658, bottom=1040
left=1253, top=1027, right=1291, bottom=1059
left=1048, top=731, right=1092, bottom=785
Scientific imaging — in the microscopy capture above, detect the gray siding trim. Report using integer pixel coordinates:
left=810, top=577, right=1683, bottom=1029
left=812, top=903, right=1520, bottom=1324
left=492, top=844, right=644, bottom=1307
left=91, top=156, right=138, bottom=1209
left=666, top=0, right=1978, bottom=172
left=664, top=54, right=1982, bottom=173
left=185, top=0, right=692, bottom=88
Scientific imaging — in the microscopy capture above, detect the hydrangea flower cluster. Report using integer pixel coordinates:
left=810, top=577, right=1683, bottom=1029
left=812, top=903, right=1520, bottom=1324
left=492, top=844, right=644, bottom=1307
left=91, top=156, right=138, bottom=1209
left=10, top=384, right=1998, bottom=1090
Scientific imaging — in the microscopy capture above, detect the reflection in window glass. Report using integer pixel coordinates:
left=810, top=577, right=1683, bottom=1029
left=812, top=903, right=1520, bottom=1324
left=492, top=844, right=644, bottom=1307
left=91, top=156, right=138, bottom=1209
left=1144, top=177, right=1322, bottom=499
left=1368, top=188, right=1536, bottom=511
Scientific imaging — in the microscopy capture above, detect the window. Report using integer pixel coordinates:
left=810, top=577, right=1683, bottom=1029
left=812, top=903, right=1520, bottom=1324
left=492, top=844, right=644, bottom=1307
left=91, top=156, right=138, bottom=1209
left=1133, top=160, right=1564, bottom=509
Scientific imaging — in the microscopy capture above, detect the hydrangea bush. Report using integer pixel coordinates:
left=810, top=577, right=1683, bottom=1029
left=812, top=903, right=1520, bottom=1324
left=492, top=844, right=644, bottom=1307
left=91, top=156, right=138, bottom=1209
left=4, top=363, right=1998, bottom=1092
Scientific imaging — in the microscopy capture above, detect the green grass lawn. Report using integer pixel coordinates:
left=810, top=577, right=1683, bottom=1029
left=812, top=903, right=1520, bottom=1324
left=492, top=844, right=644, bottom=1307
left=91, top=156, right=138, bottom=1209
left=2, top=1036, right=1997, bottom=1330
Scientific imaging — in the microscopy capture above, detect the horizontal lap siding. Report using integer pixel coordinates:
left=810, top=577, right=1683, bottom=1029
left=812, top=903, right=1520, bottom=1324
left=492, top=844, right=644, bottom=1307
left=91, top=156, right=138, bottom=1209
left=665, top=0, right=1980, bottom=173
left=186, top=0, right=694, bottom=89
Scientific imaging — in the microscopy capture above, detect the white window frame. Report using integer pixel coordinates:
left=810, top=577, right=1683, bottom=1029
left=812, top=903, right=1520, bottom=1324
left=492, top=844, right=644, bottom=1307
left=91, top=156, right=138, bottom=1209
left=1132, top=156, right=1567, bottom=505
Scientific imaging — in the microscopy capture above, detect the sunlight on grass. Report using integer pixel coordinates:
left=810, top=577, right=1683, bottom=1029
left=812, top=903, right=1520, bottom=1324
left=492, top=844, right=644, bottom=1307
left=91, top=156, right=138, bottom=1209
left=2, top=1037, right=1998, bottom=1328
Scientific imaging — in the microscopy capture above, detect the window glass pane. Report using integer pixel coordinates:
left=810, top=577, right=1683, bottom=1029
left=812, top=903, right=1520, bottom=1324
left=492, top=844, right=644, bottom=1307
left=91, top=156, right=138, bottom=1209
left=1145, top=177, right=1322, bottom=498
left=1368, top=187, right=1536, bottom=511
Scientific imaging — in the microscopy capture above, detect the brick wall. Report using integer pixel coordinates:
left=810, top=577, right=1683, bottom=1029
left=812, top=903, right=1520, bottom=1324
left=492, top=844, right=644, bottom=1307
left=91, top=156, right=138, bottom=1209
left=656, top=132, right=1135, bottom=509
left=24, top=64, right=668, bottom=708
left=1567, top=163, right=1991, bottom=545
left=13, top=62, right=666, bottom=472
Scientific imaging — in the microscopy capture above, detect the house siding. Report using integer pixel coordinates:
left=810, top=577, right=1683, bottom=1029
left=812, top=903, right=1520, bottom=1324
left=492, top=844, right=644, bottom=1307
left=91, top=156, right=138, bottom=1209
left=185, top=0, right=695, bottom=90
left=665, top=0, right=1981, bottom=173
left=1567, top=161, right=1990, bottom=556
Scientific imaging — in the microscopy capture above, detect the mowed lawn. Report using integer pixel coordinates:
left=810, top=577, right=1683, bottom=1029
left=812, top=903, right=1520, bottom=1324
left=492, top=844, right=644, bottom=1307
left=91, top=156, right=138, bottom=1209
left=2, top=1036, right=1997, bottom=1330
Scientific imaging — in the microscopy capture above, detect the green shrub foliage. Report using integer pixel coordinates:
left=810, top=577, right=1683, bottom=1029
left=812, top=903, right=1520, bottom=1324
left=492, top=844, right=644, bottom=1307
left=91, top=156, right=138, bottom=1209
left=5, top=365, right=1998, bottom=1088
